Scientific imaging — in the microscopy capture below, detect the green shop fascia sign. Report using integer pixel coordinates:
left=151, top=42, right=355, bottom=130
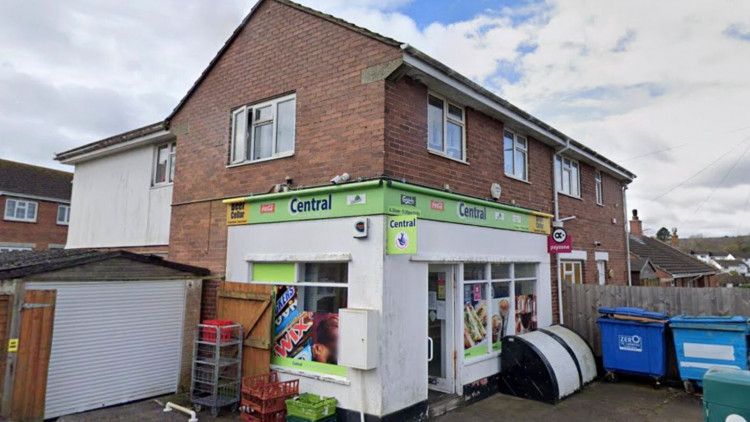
left=223, top=180, right=552, bottom=235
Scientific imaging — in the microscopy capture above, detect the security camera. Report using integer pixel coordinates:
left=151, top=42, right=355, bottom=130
left=330, top=173, right=350, bottom=184
left=594, top=241, right=602, bottom=247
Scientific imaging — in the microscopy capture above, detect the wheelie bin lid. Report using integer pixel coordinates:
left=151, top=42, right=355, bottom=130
left=703, top=368, right=750, bottom=408
left=598, top=307, right=669, bottom=321
left=669, top=315, right=749, bottom=331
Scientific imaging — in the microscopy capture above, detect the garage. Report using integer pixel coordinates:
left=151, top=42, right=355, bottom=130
left=0, top=249, right=208, bottom=421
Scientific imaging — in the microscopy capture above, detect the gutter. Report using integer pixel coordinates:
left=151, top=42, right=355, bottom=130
left=553, top=141, right=570, bottom=324
left=0, top=191, right=71, bottom=205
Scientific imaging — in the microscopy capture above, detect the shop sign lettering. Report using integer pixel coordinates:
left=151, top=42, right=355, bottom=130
left=386, top=215, right=418, bottom=254
left=430, top=200, right=444, bottom=211
left=227, top=202, right=250, bottom=225
left=289, top=194, right=333, bottom=215
left=547, top=227, right=572, bottom=253
left=260, top=203, right=276, bottom=214
left=401, top=194, right=417, bottom=206
left=457, top=202, right=487, bottom=220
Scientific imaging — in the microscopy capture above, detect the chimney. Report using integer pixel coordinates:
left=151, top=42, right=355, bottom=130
left=671, top=227, right=678, bottom=247
left=630, top=209, right=643, bottom=237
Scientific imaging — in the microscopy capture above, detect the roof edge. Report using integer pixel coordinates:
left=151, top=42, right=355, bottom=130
left=55, top=121, right=168, bottom=163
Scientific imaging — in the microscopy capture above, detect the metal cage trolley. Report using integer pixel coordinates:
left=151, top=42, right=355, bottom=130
left=191, top=321, right=243, bottom=417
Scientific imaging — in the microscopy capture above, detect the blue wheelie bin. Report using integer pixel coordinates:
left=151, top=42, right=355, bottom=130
left=597, top=307, right=670, bottom=385
left=670, top=315, right=750, bottom=393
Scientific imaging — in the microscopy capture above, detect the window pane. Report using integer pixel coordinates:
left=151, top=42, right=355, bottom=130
left=503, top=133, right=514, bottom=175
left=232, top=108, right=247, bottom=162
left=57, top=206, right=66, bottom=222
left=427, top=96, right=444, bottom=151
left=571, top=162, right=580, bottom=196
left=276, top=99, right=296, bottom=154
left=4, top=200, right=15, bottom=218
left=169, top=149, right=176, bottom=183
left=154, top=145, right=168, bottom=183
left=27, top=202, right=36, bottom=220
left=255, top=105, right=272, bottom=122
left=515, top=149, right=527, bottom=180
left=463, top=282, right=488, bottom=356
left=515, top=263, right=536, bottom=278
left=491, top=283, right=511, bottom=348
left=517, top=137, right=527, bottom=150
left=562, top=169, right=570, bottom=194
left=253, top=124, right=274, bottom=160
left=464, top=263, right=485, bottom=280
left=302, top=263, right=347, bottom=284
left=446, top=121, right=463, bottom=160
left=555, top=156, right=562, bottom=190
left=448, top=104, right=463, bottom=121
left=515, top=281, right=536, bottom=334
left=491, top=263, right=510, bottom=279
left=15, top=202, right=25, bottom=219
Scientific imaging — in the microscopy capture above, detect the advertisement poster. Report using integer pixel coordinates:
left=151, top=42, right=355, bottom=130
left=271, top=286, right=346, bottom=376
left=463, top=284, right=488, bottom=359
left=515, top=294, right=537, bottom=334
left=490, top=296, right=511, bottom=351
left=386, top=215, right=418, bottom=254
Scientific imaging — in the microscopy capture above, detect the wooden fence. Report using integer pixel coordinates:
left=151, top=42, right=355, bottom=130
left=562, top=282, right=750, bottom=356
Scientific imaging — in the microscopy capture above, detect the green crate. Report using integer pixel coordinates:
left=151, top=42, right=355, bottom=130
left=286, top=415, right=337, bottom=422
left=285, top=394, right=337, bottom=421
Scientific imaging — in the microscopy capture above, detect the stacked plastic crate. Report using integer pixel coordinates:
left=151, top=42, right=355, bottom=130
left=285, top=394, right=338, bottom=422
left=241, top=372, right=299, bottom=422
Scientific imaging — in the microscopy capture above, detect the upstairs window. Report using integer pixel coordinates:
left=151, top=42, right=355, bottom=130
left=503, top=130, right=528, bottom=181
left=427, top=94, right=465, bottom=161
left=231, top=94, right=296, bottom=164
left=153, top=142, right=176, bottom=185
left=57, top=205, right=70, bottom=225
left=4, top=199, right=37, bottom=223
left=595, top=170, right=603, bottom=205
left=555, top=156, right=580, bottom=197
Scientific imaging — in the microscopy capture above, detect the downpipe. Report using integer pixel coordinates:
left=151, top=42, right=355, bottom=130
left=163, top=402, right=198, bottom=422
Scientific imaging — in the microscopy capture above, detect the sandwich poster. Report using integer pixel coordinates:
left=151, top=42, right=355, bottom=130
left=463, top=284, right=488, bottom=359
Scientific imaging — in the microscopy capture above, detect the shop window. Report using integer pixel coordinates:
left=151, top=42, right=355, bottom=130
left=427, top=93, right=465, bottom=161
left=252, top=262, right=348, bottom=378
left=561, top=260, right=583, bottom=284
left=462, top=262, right=538, bottom=361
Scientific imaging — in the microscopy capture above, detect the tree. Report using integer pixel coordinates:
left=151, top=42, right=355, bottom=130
left=656, top=227, right=670, bottom=242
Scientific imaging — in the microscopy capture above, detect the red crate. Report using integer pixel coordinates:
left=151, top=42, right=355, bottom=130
left=242, top=379, right=299, bottom=414
left=241, top=409, right=286, bottom=422
left=202, top=319, right=233, bottom=342
left=242, top=372, right=280, bottom=396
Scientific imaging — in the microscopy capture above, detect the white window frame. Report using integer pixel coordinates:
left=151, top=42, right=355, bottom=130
left=153, top=142, right=176, bottom=186
left=461, top=262, right=538, bottom=362
left=561, top=260, right=584, bottom=284
left=0, top=246, right=33, bottom=252
left=503, top=130, right=528, bottom=181
left=595, top=170, right=603, bottom=205
left=57, top=204, right=71, bottom=225
left=4, top=198, right=38, bottom=223
left=555, top=156, right=581, bottom=198
left=427, top=92, right=466, bottom=162
left=230, top=93, right=296, bottom=165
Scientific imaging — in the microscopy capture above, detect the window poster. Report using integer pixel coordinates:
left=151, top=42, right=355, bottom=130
left=515, top=293, right=537, bottom=334
left=491, top=296, right=511, bottom=351
left=463, top=283, right=488, bottom=359
left=271, top=286, right=346, bottom=376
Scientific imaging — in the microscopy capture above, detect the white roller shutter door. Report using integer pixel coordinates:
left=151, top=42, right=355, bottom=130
left=26, top=280, right=186, bottom=419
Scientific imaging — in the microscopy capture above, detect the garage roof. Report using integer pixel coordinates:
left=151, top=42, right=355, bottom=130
left=0, top=249, right=210, bottom=280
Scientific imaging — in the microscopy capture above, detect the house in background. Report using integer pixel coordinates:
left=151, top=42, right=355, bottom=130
left=629, top=210, right=718, bottom=287
left=54, top=122, right=174, bottom=256
left=713, top=259, right=749, bottom=275
left=0, top=159, right=72, bottom=251
left=629, top=256, right=660, bottom=286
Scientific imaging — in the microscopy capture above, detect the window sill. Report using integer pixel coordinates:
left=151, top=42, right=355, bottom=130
left=271, top=365, right=350, bottom=386
left=504, top=173, right=531, bottom=185
left=596, top=202, right=604, bottom=207
left=227, top=151, right=294, bottom=168
left=151, top=182, right=173, bottom=189
left=557, top=191, right=582, bottom=201
left=464, top=350, right=502, bottom=365
left=56, top=223, right=69, bottom=226
left=427, top=149, right=469, bottom=165
left=3, top=218, right=37, bottom=224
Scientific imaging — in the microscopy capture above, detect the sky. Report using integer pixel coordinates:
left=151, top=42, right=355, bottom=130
left=1, top=0, right=749, bottom=237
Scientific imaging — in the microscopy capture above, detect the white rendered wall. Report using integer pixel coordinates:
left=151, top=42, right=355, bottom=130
left=226, top=216, right=385, bottom=416
left=66, top=145, right=172, bottom=248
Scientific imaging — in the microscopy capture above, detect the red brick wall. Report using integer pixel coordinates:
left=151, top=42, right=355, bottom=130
left=0, top=196, right=68, bottom=250
left=168, top=1, right=401, bottom=317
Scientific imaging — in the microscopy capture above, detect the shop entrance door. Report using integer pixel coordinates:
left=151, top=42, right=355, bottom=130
left=428, top=265, right=455, bottom=393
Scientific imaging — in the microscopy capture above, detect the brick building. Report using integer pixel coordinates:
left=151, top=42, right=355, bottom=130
left=57, top=0, right=635, bottom=419
left=0, top=159, right=72, bottom=251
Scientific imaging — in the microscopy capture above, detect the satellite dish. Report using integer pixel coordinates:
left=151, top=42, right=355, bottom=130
left=490, top=183, right=502, bottom=199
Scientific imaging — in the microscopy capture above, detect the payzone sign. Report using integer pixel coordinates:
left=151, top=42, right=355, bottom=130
left=387, top=215, right=417, bottom=255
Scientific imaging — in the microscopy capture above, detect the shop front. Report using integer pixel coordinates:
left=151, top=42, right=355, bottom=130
left=223, top=179, right=553, bottom=421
